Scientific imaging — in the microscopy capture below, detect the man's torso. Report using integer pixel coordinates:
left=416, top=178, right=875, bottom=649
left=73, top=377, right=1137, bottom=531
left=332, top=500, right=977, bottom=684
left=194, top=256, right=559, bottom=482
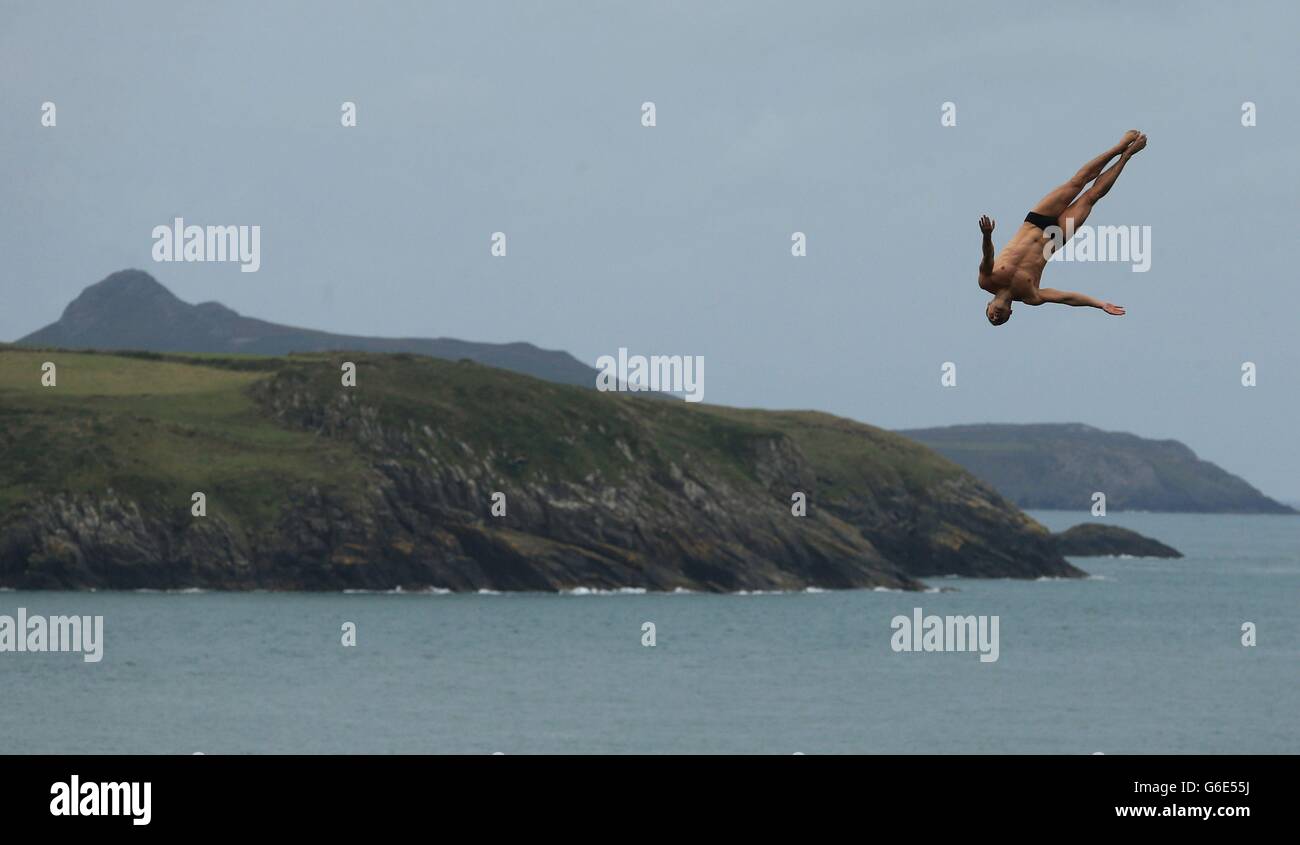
left=979, top=222, right=1055, bottom=302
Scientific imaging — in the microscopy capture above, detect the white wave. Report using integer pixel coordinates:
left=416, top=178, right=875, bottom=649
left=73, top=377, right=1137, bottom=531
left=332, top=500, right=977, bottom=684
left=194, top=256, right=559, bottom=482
left=130, top=587, right=207, bottom=594
left=563, top=587, right=648, bottom=595
left=733, top=586, right=833, bottom=595
left=342, top=587, right=452, bottom=595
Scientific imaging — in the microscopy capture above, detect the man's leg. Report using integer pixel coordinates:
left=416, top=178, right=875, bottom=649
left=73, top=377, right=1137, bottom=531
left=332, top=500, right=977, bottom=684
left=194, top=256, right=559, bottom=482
left=1029, top=130, right=1139, bottom=218
left=1061, top=132, right=1146, bottom=230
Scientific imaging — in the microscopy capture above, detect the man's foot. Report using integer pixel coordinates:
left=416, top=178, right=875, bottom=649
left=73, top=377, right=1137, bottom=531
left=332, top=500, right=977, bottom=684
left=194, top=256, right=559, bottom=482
left=1125, top=132, right=1147, bottom=156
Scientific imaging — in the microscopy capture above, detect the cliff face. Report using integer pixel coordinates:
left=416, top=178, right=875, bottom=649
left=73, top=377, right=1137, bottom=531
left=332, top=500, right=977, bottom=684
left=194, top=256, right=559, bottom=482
left=899, top=423, right=1294, bottom=514
left=0, top=349, right=1080, bottom=591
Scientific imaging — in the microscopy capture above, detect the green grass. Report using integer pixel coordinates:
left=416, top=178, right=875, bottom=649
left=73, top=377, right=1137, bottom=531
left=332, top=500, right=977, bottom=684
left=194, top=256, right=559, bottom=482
left=703, top=407, right=964, bottom=497
left=0, top=349, right=263, bottom=395
left=0, top=346, right=967, bottom=528
left=0, top=349, right=367, bottom=529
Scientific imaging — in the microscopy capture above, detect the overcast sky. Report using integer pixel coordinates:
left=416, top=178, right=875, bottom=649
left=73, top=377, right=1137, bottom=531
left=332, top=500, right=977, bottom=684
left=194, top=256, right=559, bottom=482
left=2, top=1, right=1297, bottom=500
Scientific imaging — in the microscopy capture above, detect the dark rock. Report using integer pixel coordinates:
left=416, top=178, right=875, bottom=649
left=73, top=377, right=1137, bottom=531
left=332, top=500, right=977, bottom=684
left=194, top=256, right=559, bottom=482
left=1052, top=523, right=1182, bottom=558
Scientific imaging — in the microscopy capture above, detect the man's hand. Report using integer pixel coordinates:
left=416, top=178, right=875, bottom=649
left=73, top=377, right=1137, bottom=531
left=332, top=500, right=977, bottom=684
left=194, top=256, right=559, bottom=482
left=979, top=215, right=996, bottom=274
left=1037, top=288, right=1124, bottom=315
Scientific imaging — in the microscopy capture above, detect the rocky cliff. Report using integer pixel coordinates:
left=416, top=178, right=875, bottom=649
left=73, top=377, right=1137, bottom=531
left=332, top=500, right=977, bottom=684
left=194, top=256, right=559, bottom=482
left=0, top=348, right=1081, bottom=591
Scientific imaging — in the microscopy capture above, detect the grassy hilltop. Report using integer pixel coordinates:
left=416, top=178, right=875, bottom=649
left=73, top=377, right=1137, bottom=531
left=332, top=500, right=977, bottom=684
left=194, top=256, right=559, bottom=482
left=0, top=346, right=1076, bottom=591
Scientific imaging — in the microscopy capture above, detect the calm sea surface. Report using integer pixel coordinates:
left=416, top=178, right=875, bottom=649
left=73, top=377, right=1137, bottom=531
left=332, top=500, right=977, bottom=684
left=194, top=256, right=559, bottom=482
left=2, top=511, right=1296, bottom=754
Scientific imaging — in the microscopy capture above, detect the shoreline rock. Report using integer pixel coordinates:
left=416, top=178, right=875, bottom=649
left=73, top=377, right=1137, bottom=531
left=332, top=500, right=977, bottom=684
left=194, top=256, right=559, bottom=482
left=1051, top=523, right=1182, bottom=558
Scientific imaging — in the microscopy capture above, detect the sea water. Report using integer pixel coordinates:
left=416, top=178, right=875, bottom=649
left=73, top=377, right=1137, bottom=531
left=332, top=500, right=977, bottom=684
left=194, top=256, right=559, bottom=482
left=1, top=511, right=1295, bottom=754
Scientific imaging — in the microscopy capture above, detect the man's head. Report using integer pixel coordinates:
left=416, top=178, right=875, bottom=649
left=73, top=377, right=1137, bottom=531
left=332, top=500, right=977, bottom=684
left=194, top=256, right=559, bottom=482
left=986, top=298, right=1011, bottom=326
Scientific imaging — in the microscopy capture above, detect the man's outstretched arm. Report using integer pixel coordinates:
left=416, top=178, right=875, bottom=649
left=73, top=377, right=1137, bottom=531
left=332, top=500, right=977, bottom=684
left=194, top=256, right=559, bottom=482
left=1036, top=288, right=1126, bottom=315
left=979, top=215, right=995, bottom=273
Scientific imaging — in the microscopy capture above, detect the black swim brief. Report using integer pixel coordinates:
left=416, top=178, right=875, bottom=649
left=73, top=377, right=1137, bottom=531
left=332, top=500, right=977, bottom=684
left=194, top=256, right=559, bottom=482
left=1024, top=211, right=1058, bottom=230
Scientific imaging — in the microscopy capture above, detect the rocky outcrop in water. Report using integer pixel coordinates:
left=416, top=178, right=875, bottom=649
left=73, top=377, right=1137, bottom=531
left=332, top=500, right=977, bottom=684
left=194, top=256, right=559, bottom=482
left=1051, top=523, right=1182, bottom=558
